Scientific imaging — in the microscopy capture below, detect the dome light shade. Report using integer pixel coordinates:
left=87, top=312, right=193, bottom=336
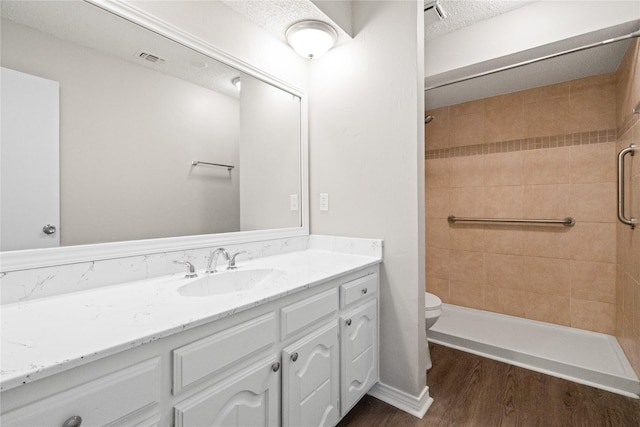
left=286, top=20, right=337, bottom=59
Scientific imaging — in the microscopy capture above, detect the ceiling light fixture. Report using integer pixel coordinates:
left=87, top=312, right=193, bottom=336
left=286, top=20, right=337, bottom=59
left=232, top=77, right=241, bottom=90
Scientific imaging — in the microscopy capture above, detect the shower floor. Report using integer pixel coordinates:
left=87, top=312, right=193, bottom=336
left=428, top=303, right=640, bottom=398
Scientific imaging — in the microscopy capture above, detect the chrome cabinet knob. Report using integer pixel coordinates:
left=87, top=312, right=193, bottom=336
left=346, top=318, right=352, bottom=326
left=362, top=288, right=368, bottom=295
left=62, top=415, right=82, bottom=427
left=291, top=352, right=298, bottom=362
left=271, top=362, right=280, bottom=372
left=43, top=224, right=57, bottom=235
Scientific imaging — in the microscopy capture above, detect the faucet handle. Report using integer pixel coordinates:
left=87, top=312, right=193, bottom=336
left=227, top=251, right=247, bottom=270
left=174, top=260, right=198, bottom=278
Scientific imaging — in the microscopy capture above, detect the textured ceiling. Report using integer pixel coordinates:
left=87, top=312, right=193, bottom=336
left=424, top=0, right=536, bottom=41
left=220, top=0, right=351, bottom=46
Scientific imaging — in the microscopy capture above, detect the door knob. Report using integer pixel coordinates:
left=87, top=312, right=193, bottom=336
left=290, top=352, right=298, bottom=362
left=43, top=224, right=57, bottom=235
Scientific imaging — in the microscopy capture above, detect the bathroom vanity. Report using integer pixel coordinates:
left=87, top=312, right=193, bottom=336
left=0, top=248, right=381, bottom=426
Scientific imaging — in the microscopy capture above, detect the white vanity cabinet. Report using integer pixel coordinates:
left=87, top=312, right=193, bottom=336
left=1, top=265, right=380, bottom=427
left=0, top=358, right=162, bottom=427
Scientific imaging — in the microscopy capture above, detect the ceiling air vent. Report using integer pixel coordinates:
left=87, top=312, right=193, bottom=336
left=136, top=51, right=166, bottom=64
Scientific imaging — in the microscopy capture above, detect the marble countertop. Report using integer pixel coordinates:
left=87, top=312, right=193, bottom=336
left=0, top=249, right=381, bottom=392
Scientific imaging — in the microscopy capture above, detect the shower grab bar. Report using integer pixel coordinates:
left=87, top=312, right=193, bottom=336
left=191, top=160, right=234, bottom=171
left=447, top=215, right=575, bottom=227
left=617, top=144, right=637, bottom=229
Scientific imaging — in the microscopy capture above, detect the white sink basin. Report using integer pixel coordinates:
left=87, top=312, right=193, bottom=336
left=178, top=269, right=280, bottom=297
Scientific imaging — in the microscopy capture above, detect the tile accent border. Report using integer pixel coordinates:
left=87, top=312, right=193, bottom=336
left=425, top=129, right=616, bottom=160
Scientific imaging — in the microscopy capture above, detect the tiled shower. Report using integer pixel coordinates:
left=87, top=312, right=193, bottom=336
left=425, top=39, right=640, bottom=376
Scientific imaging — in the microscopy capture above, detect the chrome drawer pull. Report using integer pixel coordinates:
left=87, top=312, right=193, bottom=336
left=62, top=415, right=82, bottom=427
left=291, top=352, right=298, bottom=362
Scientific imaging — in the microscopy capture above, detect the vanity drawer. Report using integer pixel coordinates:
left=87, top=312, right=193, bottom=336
left=1, top=358, right=160, bottom=427
left=340, top=273, right=378, bottom=308
left=280, top=288, right=338, bottom=340
left=173, top=313, right=276, bottom=394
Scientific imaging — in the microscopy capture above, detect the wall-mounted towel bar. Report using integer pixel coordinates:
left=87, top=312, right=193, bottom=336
left=447, top=215, right=575, bottom=227
left=191, top=161, right=234, bottom=171
left=617, top=144, right=637, bottom=229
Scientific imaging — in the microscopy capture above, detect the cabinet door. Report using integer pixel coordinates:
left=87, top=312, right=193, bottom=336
left=282, top=322, right=340, bottom=427
left=174, top=357, right=280, bottom=427
left=340, top=299, right=378, bottom=415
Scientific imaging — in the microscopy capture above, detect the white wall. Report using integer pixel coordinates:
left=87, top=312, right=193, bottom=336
left=309, top=0, right=427, bottom=402
left=425, top=0, right=640, bottom=78
left=239, top=76, right=301, bottom=231
left=1, top=19, right=240, bottom=246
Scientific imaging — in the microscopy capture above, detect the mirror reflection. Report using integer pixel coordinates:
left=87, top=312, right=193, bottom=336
left=0, top=0, right=302, bottom=252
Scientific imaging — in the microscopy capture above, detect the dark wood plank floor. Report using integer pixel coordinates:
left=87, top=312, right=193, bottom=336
left=338, top=343, right=640, bottom=427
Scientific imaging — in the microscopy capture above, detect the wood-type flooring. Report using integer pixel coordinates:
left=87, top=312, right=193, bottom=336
left=337, top=343, right=640, bottom=427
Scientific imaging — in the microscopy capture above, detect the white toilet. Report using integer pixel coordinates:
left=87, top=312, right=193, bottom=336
left=424, top=291, right=442, bottom=370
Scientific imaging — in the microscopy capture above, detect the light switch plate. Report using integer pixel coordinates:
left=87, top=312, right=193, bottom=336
left=320, top=193, right=329, bottom=211
left=290, top=194, right=299, bottom=211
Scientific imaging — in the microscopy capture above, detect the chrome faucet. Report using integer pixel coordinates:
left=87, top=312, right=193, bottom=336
left=207, top=248, right=229, bottom=274
left=227, top=251, right=247, bottom=270
left=173, top=260, right=198, bottom=278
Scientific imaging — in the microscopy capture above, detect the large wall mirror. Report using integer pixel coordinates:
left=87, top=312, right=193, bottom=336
left=0, top=0, right=306, bottom=263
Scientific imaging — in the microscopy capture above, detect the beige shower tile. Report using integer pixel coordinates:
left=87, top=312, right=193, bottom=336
left=426, top=276, right=450, bottom=301
left=483, top=225, right=525, bottom=255
left=426, top=247, right=449, bottom=280
left=449, top=224, right=484, bottom=252
left=623, top=271, right=634, bottom=319
left=449, top=279, right=484, bottom=310
left=522, top=256, right=571, bottom=296
left=523, top=81, right=571, bottom=104
left=523, top=292, right=571, bottom=326
left=569, top=222, right=616, bottom=263
left=484, top=152, right=524, bottom=186
left=570, top=260, right=616, bottom=304
left=484, top=253, right=525, bottom=290
left=523, top=184, right=571, bottom=219
left=618, top=317, right=640, bottom=376
left=634, top=279, right=640, bottom=336
left=485, top=91, right=523, bottom=111
left=524, top=97, right=572, bottom=138
left=450, top=99, right=484, bottom=116
left=523, top=147, right=571, bottom=185
left=426, top=217, right=449, bottom=249
left=425, top=106, right=450, bottom=150
left=570, top=142, right=616, bottom=184
left=450, top=187, right=484, bottom=217
left=570, top=182, right=616, bottom=223
left=425, top=158, right=450, bottom=189
left=569, top=74, right=616, bottom=132
left=449, top=156, right=484, bottom=187
left=449, top=250, right=484, bottom=285
left=632, top=220, right=640, bottom=281
left=484, top=285, right=525, bottom=317
left=450, top=111, right=485, bottom=147
left=485, top=103, right=524, bottom=143
left=571, top=298, right=616, bottom=335
left=425, top=187, right=449, bottom=219
left=484, top=186, right=524, bottom=218
left=522, top=227, right=573, bottom=259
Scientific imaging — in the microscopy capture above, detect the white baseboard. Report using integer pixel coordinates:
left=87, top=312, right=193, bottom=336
left=367, top=382, right=433, bottom=418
